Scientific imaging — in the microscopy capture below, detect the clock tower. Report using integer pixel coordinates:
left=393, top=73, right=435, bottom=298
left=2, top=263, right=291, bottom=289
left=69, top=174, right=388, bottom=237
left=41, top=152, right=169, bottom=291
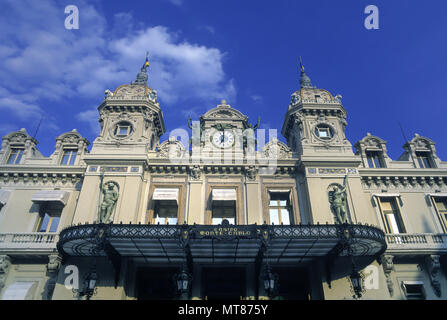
left=191, top=100, right=258, bottom=161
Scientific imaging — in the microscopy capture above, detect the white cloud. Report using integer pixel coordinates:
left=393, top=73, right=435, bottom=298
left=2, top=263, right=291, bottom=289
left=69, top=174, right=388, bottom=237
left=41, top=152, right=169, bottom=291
left=250, top=95, right=263, bottom=103
left=197, top=25, right=216, bottom=34
left=76, top=108, right=100, bottom=135
left=166, top=0, right=184, bottom=6
left=0, top=0, right=235, bottom=134
left=110, top=26, right=236, bottom=105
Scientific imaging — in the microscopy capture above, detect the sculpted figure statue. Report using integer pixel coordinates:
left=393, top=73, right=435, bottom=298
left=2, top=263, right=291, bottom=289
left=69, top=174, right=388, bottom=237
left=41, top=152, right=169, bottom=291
left=99, top=181, right=119, bottom=223
left=328, top=175, right=348, bottom=224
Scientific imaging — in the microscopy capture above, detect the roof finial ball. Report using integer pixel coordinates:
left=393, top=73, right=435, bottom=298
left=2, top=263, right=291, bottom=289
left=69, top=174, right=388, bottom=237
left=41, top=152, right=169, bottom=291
left=220, top=99, right=229, bottom=107
left=133, top=52, right=150, bottom=85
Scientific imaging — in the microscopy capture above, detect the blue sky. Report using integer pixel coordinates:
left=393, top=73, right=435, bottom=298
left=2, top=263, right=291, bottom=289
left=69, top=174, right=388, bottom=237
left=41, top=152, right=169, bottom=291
left=0, top=0, right=446, bottom=160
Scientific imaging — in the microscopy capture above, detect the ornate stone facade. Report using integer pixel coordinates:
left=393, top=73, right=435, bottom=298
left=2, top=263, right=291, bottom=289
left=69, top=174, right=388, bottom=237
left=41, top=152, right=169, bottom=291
left=0, top=58, right=446, bottom=301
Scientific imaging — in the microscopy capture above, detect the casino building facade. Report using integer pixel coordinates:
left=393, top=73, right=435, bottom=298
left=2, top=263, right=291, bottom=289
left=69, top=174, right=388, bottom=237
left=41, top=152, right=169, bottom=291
left=0, top=58, right=447, bottom=300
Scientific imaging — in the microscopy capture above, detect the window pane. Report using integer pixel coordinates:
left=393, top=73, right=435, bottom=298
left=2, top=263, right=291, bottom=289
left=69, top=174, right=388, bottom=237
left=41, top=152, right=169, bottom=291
left=8, top=149, right=24, bottom=164
left=212, top=200, right=236, bottom=224
left=367, top=156, right=374, bottom=168
left=435, top=199, right=447, bottom=211
left=269, top=200, right=277, bottom=206
left=380, top=199, right=393, bottom=211
left=417, top=157, right=424, bottom=168
left=7, top=150, right=17, bottom=164
left=366, top=152, right=383, bottom=168
left=119, top=126, right=128, bottom=135
left=154, top=216, right=165, bottom=224
left=69, top=151, right=77, bottom=165
left=380, top=198, right=404, bottom=233
left=49, top=217, right=60, bottom=232
left=38, top=214, right=51, bottom=232
left=269, top=209, right=279, bottom=225
left=416, top=152, right=432, bottom=168
left=61, top=153, right=70, bottom=165
left=319, top=130, right=328, bottom=138
left=154, top=201, right=178, bottom=224
left=281, top=209, right=290, bottom=225
left=167, top=218, right=178, bottom=225
left=386, top=213, right=402, bottom=234
left=373, top=156, right=381, bottom=168
left=15, top=150, right=24, bottom=163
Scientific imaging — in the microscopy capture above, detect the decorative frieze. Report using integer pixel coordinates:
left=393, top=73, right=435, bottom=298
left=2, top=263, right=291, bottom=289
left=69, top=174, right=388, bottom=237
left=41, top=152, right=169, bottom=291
left=307, top=168, right=357, bottom=175
left=319, top=168, right=346, bottom=175
left=148, top=164, right=295, bottom=177
left=149, top=165, right=188, bottom=174
left=0, top=172, right=83, bottom=187
left=361, top=176, right=447, bottom=190
left=103, top=166, right=128, bottom=173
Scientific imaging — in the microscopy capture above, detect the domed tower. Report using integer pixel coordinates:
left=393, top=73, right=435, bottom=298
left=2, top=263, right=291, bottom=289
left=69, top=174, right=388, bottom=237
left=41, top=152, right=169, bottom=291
left=281, top=58, right=355, bottom=161
left=91, top=55, right=165, bottom=154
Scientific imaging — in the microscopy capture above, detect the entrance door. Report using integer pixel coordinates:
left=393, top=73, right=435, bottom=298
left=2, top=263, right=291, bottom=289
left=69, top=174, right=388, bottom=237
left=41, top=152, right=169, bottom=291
left=136, top=267, right=178, bottom=300
left=274, top=267, right=310, bottom=300
left=202, top=267, right=246, bottom=300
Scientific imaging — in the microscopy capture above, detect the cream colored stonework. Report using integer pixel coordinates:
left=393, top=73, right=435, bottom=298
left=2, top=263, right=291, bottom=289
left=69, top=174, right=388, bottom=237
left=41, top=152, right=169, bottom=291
left=1, top=65, right=447, bottom=300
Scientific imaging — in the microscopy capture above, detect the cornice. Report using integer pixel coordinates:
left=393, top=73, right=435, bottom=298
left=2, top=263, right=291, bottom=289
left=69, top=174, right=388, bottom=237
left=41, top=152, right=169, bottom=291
left=359, top=168, right=447, bottom=176
left=0, top=171, right=83, bottom=186
left=360, top=175, right=446, bottom=190
left=0, top=165, right=86, bottom=174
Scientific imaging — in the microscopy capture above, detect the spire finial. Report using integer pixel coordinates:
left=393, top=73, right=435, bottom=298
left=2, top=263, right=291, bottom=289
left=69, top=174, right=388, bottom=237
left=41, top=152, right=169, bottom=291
left=144, top=51, right=150, bottom=69
left=298, top=56, right=313, bottom=89
left=134, top=53, right=150, bottom=85
left=299, top=56, right=305, bottom=73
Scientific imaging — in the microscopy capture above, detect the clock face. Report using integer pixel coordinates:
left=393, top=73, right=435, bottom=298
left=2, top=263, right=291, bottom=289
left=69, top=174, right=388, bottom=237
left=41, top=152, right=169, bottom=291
left=212, top=130, right=235, bottom=149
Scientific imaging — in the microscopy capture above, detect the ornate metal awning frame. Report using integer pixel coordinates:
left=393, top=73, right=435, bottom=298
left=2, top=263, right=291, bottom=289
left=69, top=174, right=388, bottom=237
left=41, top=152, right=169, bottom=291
left=57, top=221, right=386, bottom=288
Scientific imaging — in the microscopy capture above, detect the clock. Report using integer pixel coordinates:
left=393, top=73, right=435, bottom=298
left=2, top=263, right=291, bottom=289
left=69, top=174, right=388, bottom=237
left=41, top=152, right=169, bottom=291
left=212, top=130, right=235, bottom=149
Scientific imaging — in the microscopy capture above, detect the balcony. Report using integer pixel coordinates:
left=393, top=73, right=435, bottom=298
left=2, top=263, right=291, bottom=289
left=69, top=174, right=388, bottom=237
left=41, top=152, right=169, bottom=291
left=385, top=233, right=447, bottom=255
left=0, top=232, right=58, bottom=255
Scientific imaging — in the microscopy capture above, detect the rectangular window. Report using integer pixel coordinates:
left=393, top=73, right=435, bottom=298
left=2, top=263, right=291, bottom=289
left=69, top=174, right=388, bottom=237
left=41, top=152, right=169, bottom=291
left=60, top=150, right=77, bottom=165
left=35, top=212, right=60, bottom=233
left=34, top=202, right=62, bottom=233
left=7, top=148, right=24, bottom=164
left=116, top=125, right=131, bottom=136
left=366, top=151, right=383, bottom=168
left=415, top=151, right=433, bottom=168
left=153, top=200, right=178, bottom=225
left=212, top=200, right=236, bottom=225
left=269, top=192, right=293, bottom=225
left=433, top=197, right=447, bottom=232
left=402, top=281, right=425, bottom=300
left=378, top=197, right=405, bottom=234
left=317, top=127, right=330, bottom=139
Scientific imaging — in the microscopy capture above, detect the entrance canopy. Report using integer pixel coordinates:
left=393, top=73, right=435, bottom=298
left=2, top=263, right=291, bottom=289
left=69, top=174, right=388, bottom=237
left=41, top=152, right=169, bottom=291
left=57, top=222, right=386, bottom=266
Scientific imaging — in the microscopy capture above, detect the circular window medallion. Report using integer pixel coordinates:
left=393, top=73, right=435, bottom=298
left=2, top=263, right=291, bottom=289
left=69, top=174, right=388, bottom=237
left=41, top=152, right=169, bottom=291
left=112, top=121, right=134, bottom=140
left=314, top=123, right=335, bottom=141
